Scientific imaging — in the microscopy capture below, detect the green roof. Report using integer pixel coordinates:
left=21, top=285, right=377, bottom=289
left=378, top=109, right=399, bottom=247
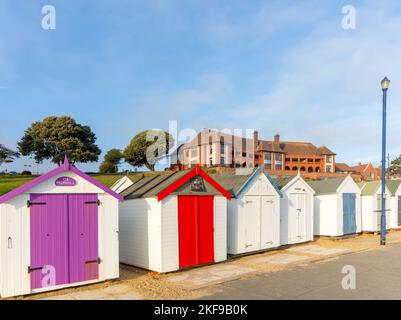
left=386, top=179, right=401, bottom=196
left=306, top=178, right=345, bottom=195
left=359, top=180, right=383, bottom=196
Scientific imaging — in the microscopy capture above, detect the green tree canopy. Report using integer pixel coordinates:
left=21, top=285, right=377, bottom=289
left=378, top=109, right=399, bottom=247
left=18, top=116, right=101, bottom=166
left=390, top=155, right=401, bottom=175
left=99, top=148, right=124, bottom=173
left=0, top=144, right=19, bottom=166
left=124, top=130, right=174, bottom=171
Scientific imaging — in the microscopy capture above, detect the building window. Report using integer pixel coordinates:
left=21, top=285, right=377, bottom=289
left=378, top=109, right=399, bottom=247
left=209, top=146, right=213, bottom=154
left=209, top=136, right=212, bottom=144
left=220, top=143, right=225, bottom=155
left=190, top=149, right=198, bottom=157
left=325, top=165, right=332, bottom=173
left=326, top=155, right=332, bottom=163
left=264, top=153, right=273, bottom=169
left=220, top=157, right=225, bottom=165
left=209, top=158, right=213, bottom=166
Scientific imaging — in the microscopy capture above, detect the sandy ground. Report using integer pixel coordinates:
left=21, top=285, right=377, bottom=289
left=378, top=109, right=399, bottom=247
left=5, top=230, right=401, bottom=300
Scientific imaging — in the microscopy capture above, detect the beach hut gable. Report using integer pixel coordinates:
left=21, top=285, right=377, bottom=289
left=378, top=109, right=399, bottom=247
left=0, top=156, right=123, bottom=204
left=157, top=165, right=232, bottom=201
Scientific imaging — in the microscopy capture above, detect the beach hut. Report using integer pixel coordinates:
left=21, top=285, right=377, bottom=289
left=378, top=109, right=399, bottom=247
left=386, top=179, right=401, bottom=229
left=359, top=180, right=391, bottom=232
left=307, top=175, right=361, bottom=237
left=275, top=174, right=315, bottom=245
left=211, top=168, right=281, bottom=255
left=110, top=175, right=134, bottom=193
left=0, top=156, right=122, bottom=298
left=118, top=165, right=231, bottom=273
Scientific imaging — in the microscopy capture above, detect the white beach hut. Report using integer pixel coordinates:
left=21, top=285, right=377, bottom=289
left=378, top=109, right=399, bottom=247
left=0, top=157, right=122, bottom=298
left=212, top=168, right=281, bottom=255
left=359, top=180, right=391, bottom=232
left=307, top=175, right=362, bottom=237
left=118, top=165, right=231, bottom=273
left=274, top=174, right=315, bottom=245
left=386, top=179, right=401, bottom=229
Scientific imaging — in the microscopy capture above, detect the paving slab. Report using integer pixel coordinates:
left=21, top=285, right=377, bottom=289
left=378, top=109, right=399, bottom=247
left=247, top=253, right=310, bottom=265
left=286, top=245, right=351, bottom=256
left=167, top=265, right=257, bottom=288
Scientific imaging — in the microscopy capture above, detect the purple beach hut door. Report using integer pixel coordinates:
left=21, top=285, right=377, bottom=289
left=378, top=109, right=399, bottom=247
left=30, top=194, right=99, bottom=290
left=30, top=194, right=69, bottom=289
left=68, top=194, right=99, bottom=283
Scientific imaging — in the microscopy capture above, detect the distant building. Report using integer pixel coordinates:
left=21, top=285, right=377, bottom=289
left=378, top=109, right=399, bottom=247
left=253, top=131, right=336, bottom=173
left=336, top=162, right=379, bottom=181
left=175, top=129, right=336, bottom=174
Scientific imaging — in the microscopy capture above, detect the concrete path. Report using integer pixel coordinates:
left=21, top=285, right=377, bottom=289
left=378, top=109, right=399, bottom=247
left=201, top=242, right=401, bottom=300
left=166, top=265, right=257, bottom=289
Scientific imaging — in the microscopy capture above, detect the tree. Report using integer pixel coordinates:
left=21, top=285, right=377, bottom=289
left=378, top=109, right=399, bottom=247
left=0, top=144, right=19, bottom=165
left=18, top=116, right=101, bottom=165
left=390, top=155, right=401, bottom=175
left=124, top=130, right=174, bottom=171
left=99, top=148, right=123, bottom=173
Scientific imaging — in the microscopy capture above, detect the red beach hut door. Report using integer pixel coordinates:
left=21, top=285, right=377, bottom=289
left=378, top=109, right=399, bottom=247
left=178, top=195, right=214, bottom=269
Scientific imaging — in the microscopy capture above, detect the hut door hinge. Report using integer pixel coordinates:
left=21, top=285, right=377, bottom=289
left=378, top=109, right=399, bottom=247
left=84, top=200, right=101, bottom=206
left=28, top=266, right=44, bottom=273
left=85, top=258, right=101, bottom=264
left=27, top=201, right=47, bottom=208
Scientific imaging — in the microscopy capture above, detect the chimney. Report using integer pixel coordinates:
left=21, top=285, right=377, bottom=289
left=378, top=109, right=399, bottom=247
left=274, top=134, right=280, bottom=143
left=253, top=130, right=259, bottom=155
left=253, top=130, right=259, bottom=143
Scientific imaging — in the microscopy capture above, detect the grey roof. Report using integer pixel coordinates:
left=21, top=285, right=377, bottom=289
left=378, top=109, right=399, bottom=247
left=272, top=176, right=294, bottom=190
left=121, top=169, right=229, bottom=200
left=306, top=178, right=345, bottom=195
left=210, top=173, right=252, bottom=197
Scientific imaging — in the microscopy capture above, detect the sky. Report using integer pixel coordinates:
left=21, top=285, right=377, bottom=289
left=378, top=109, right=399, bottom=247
left=1, top=0, right=401, bottom=173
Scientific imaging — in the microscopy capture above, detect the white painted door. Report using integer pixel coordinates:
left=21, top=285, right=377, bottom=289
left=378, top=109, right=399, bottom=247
left=242, top=196, right=260, bottom=252
left=289, top=193, right=307, bottom=244
left=260, top=196, right=276, bottom=249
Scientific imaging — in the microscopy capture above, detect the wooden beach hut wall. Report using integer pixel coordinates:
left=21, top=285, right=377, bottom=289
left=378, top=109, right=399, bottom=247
left=0, top=156, right=122, bottom=298
left=118, top=165, right=231, bottom=273
left=386, top=179, right=401, bottom=229
left=359, top=180, right=391, bottom=232
left=275, top=173, right=315, bottom=245
left=307, top=175, right=361, bottom=237
left=211, top=168, right=281, bottom=255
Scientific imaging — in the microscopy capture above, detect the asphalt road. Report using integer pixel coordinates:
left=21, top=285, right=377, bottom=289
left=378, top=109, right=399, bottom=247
left=201, top=243, right=401, bottom=300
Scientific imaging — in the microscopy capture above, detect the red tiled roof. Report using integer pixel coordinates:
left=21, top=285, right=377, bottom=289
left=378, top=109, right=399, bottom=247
left=258, top=141, right=335, bottom=156
left=335, top=162, right=353, bottom=172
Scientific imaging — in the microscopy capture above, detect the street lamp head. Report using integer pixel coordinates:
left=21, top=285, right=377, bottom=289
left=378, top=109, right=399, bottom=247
left=381, top=77, right=390, bottom=91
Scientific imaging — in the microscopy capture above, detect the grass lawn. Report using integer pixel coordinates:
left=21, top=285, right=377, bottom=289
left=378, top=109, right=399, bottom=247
left=0, top=171, right=165, bottom=196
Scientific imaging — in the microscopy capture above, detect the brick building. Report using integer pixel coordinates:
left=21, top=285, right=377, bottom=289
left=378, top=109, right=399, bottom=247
left=335, top=162, right=379, bottom=180
left=176, top=129, right=336, bottom=174
left=253, top=131, right=336, bottom=173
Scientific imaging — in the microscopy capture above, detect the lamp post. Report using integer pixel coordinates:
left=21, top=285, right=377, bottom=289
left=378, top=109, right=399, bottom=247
left=380, top=77, right=390, bottom=245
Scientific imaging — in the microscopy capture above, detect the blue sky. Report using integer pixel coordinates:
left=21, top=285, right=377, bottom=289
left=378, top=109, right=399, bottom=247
left=1, top=0, right=401, bottom=173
